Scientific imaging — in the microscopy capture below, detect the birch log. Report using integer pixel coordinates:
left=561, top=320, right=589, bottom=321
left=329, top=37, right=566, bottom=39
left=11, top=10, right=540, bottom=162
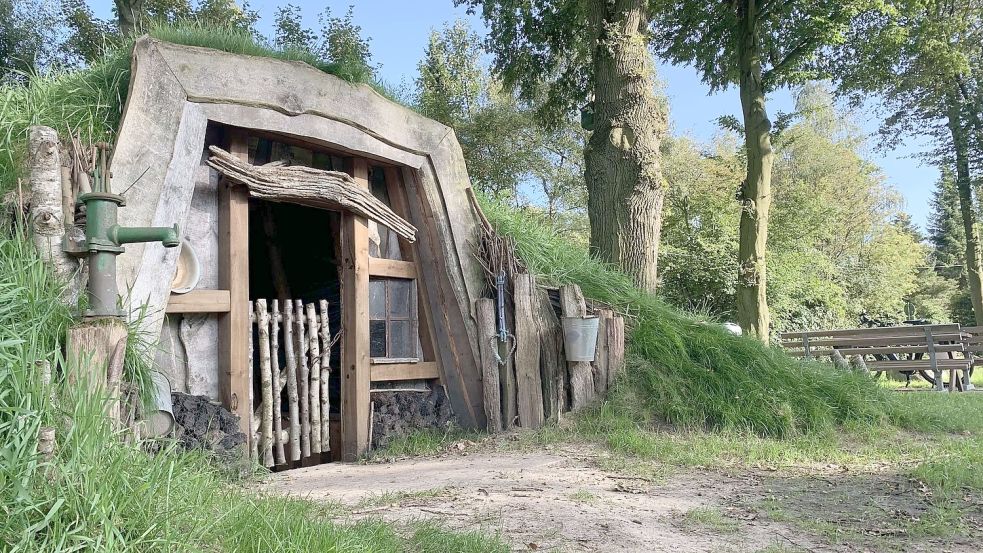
left=29, top=127, right=78, bottom=284
left=318, top=300, right=331, bottom=450
left=295, top=299, right=310, bottom=458
left=283, top=301, right=301, bottom=462
left=270, top=300, right=285, bottom=465
left=247, top=302, right=256, bottom=464
left=207, top=146, right=416, bottom=241
left=256, top=300, right=274, bottom=467
left=306, top=303, right=322, bottom=455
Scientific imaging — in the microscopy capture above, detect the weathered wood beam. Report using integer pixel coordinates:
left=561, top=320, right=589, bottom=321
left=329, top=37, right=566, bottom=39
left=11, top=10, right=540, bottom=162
left=218, top=130, right=252, bottom=448
left=207, top=146, right=416, bottom=242
left=165, top=289, right=231, bottom=313
left=341, top=159, right=371, bottom=460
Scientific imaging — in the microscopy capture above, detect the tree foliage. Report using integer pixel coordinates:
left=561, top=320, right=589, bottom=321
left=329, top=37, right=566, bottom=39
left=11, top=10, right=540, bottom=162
left=415, top=20, right=586, bottom=218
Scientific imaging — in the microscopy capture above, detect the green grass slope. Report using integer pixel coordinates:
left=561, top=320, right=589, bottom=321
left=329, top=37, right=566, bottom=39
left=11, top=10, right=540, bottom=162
left=481, top=200, right=901, bottom=437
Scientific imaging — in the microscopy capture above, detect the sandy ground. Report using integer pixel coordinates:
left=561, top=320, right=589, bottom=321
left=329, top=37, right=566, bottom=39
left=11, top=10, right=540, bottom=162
left=263, top=442, right=980, bottom=552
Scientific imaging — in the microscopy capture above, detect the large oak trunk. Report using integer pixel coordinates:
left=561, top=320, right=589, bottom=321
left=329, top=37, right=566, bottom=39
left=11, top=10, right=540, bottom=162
left=585, top=0, right=667, bottom=293
left=947, top=97, right=983, bottom=325
left=736, top=7, right=773, bottom=342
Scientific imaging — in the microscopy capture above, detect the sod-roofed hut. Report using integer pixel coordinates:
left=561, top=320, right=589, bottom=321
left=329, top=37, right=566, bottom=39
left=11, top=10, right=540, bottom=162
left=111, top=37, right=487, bottom=462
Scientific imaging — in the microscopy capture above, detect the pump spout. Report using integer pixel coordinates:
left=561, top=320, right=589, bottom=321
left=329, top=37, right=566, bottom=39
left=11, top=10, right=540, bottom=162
left=110, top=224, right=180, bottom=248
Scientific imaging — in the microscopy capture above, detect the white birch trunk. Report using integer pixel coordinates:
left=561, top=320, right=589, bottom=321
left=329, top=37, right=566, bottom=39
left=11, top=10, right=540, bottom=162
left=306, top=302, right=322, bottom=455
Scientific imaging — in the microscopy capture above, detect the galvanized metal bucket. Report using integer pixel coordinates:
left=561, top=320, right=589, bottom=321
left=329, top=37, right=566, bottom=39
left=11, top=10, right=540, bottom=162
left=561, top=316, right=600, bottom=362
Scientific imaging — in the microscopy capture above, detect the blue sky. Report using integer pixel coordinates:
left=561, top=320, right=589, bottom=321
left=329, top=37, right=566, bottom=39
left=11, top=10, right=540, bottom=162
left=90, top=0, right=938, bottom=230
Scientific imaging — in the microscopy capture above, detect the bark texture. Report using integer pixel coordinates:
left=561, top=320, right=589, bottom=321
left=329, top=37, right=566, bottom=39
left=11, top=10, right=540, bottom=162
left=207, top=146, right=416, bottom=241
left=584, top=0, right=667, bottom=294
left=947, top=97, right=983, bottom=325
left=29, top=127, right=79, bottom=285
left=735, top=4, right=774, bottom=342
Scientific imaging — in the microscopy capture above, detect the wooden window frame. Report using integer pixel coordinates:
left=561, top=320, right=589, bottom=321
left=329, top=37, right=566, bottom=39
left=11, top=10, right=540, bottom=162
left=369, top=277, right=420, bottom=363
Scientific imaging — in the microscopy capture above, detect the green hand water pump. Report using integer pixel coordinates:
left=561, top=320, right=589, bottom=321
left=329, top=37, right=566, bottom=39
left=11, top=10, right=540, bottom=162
left=69, top=144, right=180, bottom=319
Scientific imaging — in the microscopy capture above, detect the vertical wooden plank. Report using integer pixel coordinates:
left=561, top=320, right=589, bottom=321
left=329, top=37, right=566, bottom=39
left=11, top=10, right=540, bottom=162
left=306, top=302, right=322, bottom=455
left=606, top=316, right=626, bottom=388
left=247, top=301, right=256, bottom=464
left=536, top=288, right=563, bottom=423
left=218, top=129, right=252, bottom=449
left=295, top=298, right=310, bottom=458
left=400, top=167, right=483, bottom=429
left=593, top=311, right=610, bottom=395
left=283, top=300, right=301, bottom=462
left=513, top=274, right=544, bottom=429
left=475, top=299, right=502, bottom=432
left=255, top=299, right=274, bottom=467
left=318, top=299, right=331, bottom=450
left=342, top=158, right=371, bottom=460
left=271, top=299, right=285, bottom=465
left=560, top=285, right=595, bottom=410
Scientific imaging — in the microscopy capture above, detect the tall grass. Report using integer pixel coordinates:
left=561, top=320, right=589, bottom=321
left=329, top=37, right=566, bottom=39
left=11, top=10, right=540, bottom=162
left=481, top=200, right=899, bottom=437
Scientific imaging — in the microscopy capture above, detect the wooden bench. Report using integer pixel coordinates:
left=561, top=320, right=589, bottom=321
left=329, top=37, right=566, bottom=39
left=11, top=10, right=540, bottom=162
left=780, top=324, right=972, bottom=391
left=958, top=326, right=982, bottom=390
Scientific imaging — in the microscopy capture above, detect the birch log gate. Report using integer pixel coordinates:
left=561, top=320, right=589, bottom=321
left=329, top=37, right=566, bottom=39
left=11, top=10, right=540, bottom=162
left=207, top=146, right=416, bottom=241
left=250, top=299, right=336, bottom=467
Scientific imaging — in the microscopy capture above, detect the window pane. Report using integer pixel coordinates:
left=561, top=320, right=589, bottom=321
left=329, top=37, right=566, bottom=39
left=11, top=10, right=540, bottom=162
left=389, top=279, right=412, bottom=319
left=370, top=320, right=388, bottom=357
left=388, top=320, right=415, bottom=358
left=369, top=279, right=386, bottom=319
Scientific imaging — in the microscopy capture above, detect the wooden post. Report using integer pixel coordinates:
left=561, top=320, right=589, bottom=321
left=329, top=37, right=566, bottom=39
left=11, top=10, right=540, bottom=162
left=66, top=318, right=127, bottom=420
left=255, top=300, right=274, bottom=467
left=283, top=301, right=301, bottom=462
left=218, top=129, right=252, bottom=449
left=271, top=299, right=285, bottom=465
left=606, top=316, right=626, bottom=388
left=536, top=289, right=563, bottom=423
left=513, top=274, right=544, bottom=429
left=318, top=299, right=331, bottom=450
left=559, top=285, right=595, bottom=410
left=341, top=158, right=371, bottom=460
left=306, top=302, right=322, bottom=454
left=476, top=299, right=502, bottom=432
left=295, top=299, right=310, bottom=458
left=593, top=310, right=610, bottom=395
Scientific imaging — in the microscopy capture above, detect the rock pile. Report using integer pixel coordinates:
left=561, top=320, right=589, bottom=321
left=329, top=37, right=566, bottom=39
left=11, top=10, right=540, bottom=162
left=371, top=386, right=454, bottom=449
left=170, top=393, right=247, bottom=463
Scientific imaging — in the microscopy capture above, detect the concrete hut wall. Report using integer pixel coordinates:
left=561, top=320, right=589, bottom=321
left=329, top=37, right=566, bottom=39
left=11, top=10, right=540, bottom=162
left=154, top=143, right=222, bottom=399
left=108, top=37, right=489, bottom=431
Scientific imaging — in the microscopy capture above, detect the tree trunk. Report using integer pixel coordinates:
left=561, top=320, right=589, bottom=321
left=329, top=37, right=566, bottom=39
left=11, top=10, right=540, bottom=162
left=735, top=4, right=773, bottom=342
left=947, top=97, right=983, bottom=325
left=584, top=0, right=667, bottom=294
left=114, top=0, right=145, bottom=36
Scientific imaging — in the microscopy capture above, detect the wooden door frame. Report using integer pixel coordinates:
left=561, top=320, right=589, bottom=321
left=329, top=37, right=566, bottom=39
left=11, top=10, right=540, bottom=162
left=217, top=131, right=442, bottom=462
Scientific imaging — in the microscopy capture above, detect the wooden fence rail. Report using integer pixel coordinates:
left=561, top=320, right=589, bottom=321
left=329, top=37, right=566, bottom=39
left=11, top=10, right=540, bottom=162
left=249, top=299, right=339, bottom=467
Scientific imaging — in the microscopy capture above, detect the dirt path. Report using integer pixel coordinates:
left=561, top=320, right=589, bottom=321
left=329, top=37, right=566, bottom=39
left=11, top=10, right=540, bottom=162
left=264, top=443, right=979, bottom=552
